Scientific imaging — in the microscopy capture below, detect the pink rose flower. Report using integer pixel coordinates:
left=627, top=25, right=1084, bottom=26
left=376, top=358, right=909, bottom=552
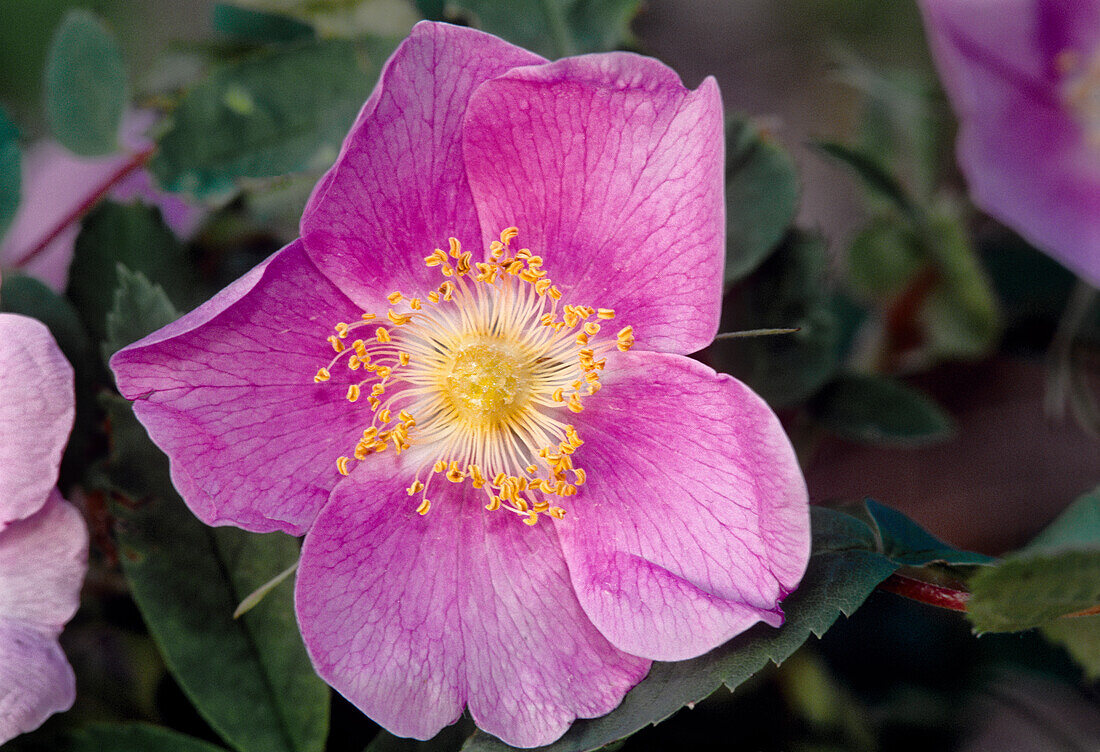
left=110, top=22, right=810, bottom=747
left=919, top=0, right=1100, bottom=286
left=0, top=311, right=88, bottom=743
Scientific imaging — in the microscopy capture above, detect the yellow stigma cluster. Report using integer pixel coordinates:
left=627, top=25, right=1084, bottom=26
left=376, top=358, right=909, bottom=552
left=313, top=227, right=635, bottom=525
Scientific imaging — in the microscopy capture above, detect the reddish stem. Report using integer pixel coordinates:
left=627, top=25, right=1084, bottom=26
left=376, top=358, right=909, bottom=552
left=878, top=571, right=971, bottom=612
left=12, top=145, right=156, bottom=269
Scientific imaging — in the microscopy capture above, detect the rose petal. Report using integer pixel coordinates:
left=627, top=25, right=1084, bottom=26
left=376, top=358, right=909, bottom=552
left=0, top=315, right=74, bottom=528
left=0, top=620, right=76, bottom=745
left=300, top=21, right=545, bottom=311
left=462, top=53, right=725, bottom=354
left=557, top=351, right=810, bottom=661
left=919, top=0, right=1100, bottom=286
left=296, top=458, right=650, bottom=748
left=0, top=490, right=87, bottom=628
left=110, top=241, right=370, bottom=535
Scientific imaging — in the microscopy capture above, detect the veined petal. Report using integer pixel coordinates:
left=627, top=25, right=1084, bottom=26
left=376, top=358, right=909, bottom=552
left=0, top=620, right=75, bottom=745
left=0, top=491, right=87, bottom=627
left=110, top=241, right=369, bottom=535
left=300, top=21, right=545, bottom=311
left=557, top=351, right=810, bottom=661
left=0, top=315, right=74, bottom=529
left=296, top=462, right=650, bottom=748
left=463, top=53, right=724, bottom=354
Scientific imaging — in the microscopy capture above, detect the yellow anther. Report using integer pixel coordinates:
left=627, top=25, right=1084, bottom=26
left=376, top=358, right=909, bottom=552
left=567, top=393, right=584, bottom=413
left=361, top=313, right=376, bottom=321
left=552, top=387, right=565, bottom=402
left=549, top=286, right=562, bottom=300
left=374, top=327, right=391, bottom=343
left=347, top=384, right=361, bottom=402
left=416, top=498, right=431, bottom=515
left=409, top=298, right=422, bottom=310
left=353, top=443, right=371, bottom=461
left=387, top=291, right=403, bottom=304
left=485, top=495, right=502, bottom=511
left=549, top=507, right=566, bottom=520
left=446, top=461, right=465, bottom=483
left=363, top=427, right=378, bottom=439
left=597, top=308, right=615, bottom=319
left=378, top=409, right=392, bottom=423
left=370, top=383, right=385, bottom=397
left=492, top=472, right=507, bottom=487
left=398, top=410, right=414, bottom=424
left=448, top=237, right=462, bottom=258
left=407, top=480, right=425, bottom=495
left=427, top=291, right=440, bottom=303
left=523, top=511, right=539, bottom=526
left=617, top=326, right=635, bottom=351
left=573, top=468, right=586, bottom=486
left=469, top=465, right=485, bottom=488
left=562, top=485, right=578, bottom=496
left=583, top=322, right=601, bottom=336
left=388, top=310, right=412, bottom=325
left=314, top=368, right=331, bottom=383
left=500, top=227, right=519, bottom=244
left=376, top=366, right=392, bottom=379
left=328, top=335, right=345, bottom=353
left=368, top=396, right=381, bottom=410
left=398, top=352, right=411, bottom=366
left=336, top=456, right=351, bottom=476
left=575, top=332, right=589, bottom=346
left=335, top=322, right=350, bottom=337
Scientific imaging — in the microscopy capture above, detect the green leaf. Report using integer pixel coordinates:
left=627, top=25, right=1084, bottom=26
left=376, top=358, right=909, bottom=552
left=366, top=723, right=473, bottom=752
left=102, top=266, right=180, bottom=363
left=103, top=389, right=329, bottom=752
left=846, top=218, right=923, bottom=298
left=414, top=0, right=447, bottom=21
left=715, top=231, right=840, bottom=407
left=808, top=373, right=954, bottom=446
left=110, top=466, right=328, bottom=751
left=448, top=0, right=639, bottom=59
left=44, top=10, right=128, bottom=156
left=0, top=105, right=20, bottom=239
left=1024, top=486, right=1100, bottom=554
left=812, top=141, right=916, bottom=218
left=967, top=552, right=1100, bottom=633
left=212, top=4, right=315, bottom=43
left=228, top=0, right=419, bottom=38
left=151, top=37, right=394, bottom=198
left=463, top=508, right=898, bottom=752
left=1042, top=615, right=1100, bottom=680
left=69, top=723, right=229, bottom=752
left=967, top=486, right=1100, bottom=634
left=0, top=274, right=94, bottom=374
left=67, top=202, right=194, bottom=341
left=724, top=116, right=799, bottom=284
left=862, top=499, right=995, bottom=567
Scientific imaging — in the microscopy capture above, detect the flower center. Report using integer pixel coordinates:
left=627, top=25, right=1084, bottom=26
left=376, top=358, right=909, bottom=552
left=1059, top=46, right=1100, bottom=148
left=312, top=227, right=635, bottom=525
left=445, top=339, right=531, bottom=427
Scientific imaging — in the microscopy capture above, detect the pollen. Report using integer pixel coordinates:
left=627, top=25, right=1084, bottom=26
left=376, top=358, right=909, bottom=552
left=310, top=227, right=634, bottom=525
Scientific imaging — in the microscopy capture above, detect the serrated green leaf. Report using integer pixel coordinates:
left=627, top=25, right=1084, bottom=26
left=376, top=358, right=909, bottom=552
left=0, top=105, right=20, bottom=239
left=106, top=405, right=329, bottom=752
left=212, top=3, right=315, bottom=43
left=69, top=723, right=229, bottom=752
left=67, top=201, right=194, bottom=341
left=724, top=116, right=799, bottom=284
left=846, top=218, right=922, bottom=298
left=44, top=10, right=128, bottom=156
left=715, top=231, right=840, bottom=407
left=967, top=552, right=1100, bottom=633
left=151, top=37, right=394, bottom=198
left=1, top=274, right=94, bottom=373
left=862, top=499, right=995, bottom=567
left=1042, top=615, right=1100, bottom=680
left=448, top=0, right=639, bottom=59
left=102, top=266, right=179, bottom=363
left=808, top=373, right=954, bottom=446
left=462, top=508, right=897, bottom=752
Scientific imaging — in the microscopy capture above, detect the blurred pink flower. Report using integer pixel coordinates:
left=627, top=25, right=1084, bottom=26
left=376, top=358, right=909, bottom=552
left=110, top=21, right=811, bottom=747
left=0, top=311, right=87, bottom=743
left=0, top=111, right=205, bottom=291
left=919, top=0, right=1100, bottom=286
